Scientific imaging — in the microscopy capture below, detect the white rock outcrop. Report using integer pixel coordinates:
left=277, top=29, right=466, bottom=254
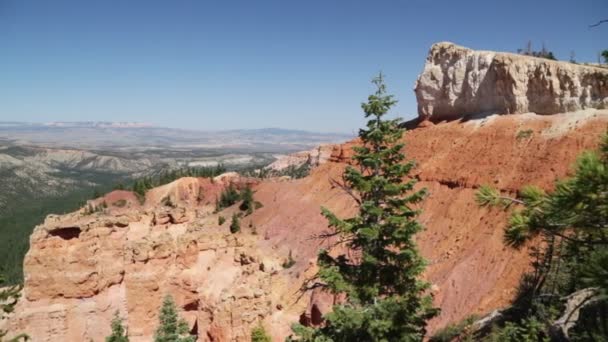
left=415, top=42, right=608, bottom=122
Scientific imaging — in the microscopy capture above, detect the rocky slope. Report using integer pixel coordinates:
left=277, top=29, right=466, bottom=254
left=4, top=44, right=608, bottom=341
left=415, top=42, right=608, bottom=122
left=3, top=108, right=607, bottom=341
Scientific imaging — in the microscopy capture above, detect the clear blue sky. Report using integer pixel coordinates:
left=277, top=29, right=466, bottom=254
left=0, top=0, right=606, bottom=133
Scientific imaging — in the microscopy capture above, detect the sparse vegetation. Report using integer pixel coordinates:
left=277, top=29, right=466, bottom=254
left=230, top=214, right=240, bottom=234
left=517, top=41, right=556, bottom=60
left=281, top=250, right=296, bottom=269
left=215, top=185, right=261, bottom=216
left=215, top=185, right=240, bottom=211
left=250, top=324, right=271, bottom=342
left=239, top=187, right=254, bottom=215
left=430, top=315, right=478, bottom=342
left=105, top=311, right=129, bottom=342
left=516, top=129, right=533, bottom=141
left=218, top=215, right=226, bottom=225
left=0, top=275, right=28, bottom=341
left=475, top=131, right=608, bottom=340
left=132, top=165, right=227, bottom=198
left=154, top=295, right=195, bottom=342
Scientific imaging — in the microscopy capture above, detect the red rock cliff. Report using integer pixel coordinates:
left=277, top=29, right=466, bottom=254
left=3, top=109, right=607, bottom=341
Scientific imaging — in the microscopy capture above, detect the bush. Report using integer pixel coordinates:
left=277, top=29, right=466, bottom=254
left=216, top=185, right=240, bottom=211
left=106, top=311, right=129, bottom=342
left=230, top=214, right=240, bottom=234
left=239, top=187, right=254, bottom=215
left=251, top=324, right=271, bottom=342
left=282, top=250, right=296, bottom=269
left=218, top=216, right=226, bottom=225
left=516, top=129, right=533, bottom=141
left=430, top=315, right=478, bottom=342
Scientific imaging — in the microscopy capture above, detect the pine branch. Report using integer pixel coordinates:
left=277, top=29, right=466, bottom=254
left=589, top=19, right=608, bottom=28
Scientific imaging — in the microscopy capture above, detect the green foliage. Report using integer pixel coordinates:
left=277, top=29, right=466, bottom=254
left=485, top=318, right=548, bottom=342
left=106, top=311, right=129, bottom=342
left=131, top=165, right=227, bottom=198
left=230, top=214, right=240, bottom=234
left=282, top=250, right=296, bottom=269
left=516, top=129, right=533, bottom=140
left=475, top=130, right=608, bottom=340
left=239, top=186, right=254, bottom=215
left=429, top=315, right=478, bottom=342
left=0, top=171, right=121, bottom=285
left=216, top=185, right=240, bottom=211
left=0, top=275, right=28, bottom=341
left=154, top=295, right=194, bottom=342
left=218, top=215, right=226, bottom=225
left=476, top=185, right=510, bottom=208
left=216, top=185, right=260, bottom=216
left=602, top=50, right=608, bottom=64
left=290, top=74, right=438, bottom=341
left=280, top=162, right=311, bottom=179
left=250, top=324, right=271, bottom=342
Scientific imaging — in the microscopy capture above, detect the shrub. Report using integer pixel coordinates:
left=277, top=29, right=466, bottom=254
left=218, top=216, right=226, bottom=225
left=430, top=315, right=478, bottom=342
left=516, top=129, right=533, bottom=141
left=106, top=311, right=129, bottom=342
left=251, top=324, right=271, bottom=342
left=216, top=185, right=240, bottom=211
left=282, top=250, right=295, bottom=269
left=230, top=214, right=240, bottom=234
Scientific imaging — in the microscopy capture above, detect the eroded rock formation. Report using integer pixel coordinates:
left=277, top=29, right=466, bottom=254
left=3, top=109, right=608, bottom=341
left=415, top=42, right=608, bottom=122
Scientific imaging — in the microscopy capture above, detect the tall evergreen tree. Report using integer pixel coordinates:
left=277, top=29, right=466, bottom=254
left=105, top=311, right=129, bottom=342
left=154, top=295, right=194, bottom=342
left=291, top=74, right=439, bottom=341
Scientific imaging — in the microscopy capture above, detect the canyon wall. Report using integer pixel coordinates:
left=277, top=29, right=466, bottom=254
left=4, top=42, right=608, bottom=341
left=415, top=42, right=608, bottom=122
left=4, top=110, right=608, bottom=341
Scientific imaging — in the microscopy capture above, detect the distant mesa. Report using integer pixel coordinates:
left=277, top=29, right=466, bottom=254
left=415, top=42, right=608, bottom=122
left=42, top=121, right=155, bottom=128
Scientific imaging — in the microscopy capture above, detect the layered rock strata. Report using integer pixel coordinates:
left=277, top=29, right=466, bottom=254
left=415, top=42, right=608, bottom=122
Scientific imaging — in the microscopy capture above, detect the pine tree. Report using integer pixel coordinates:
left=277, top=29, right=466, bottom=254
left=154, top=295, right=194, bottom=342
left=476, top=130, right=608, bottom=340
left=239, top=186, right=254, bottom=215
left=291, top=74, right=439, bottom=341
left=230, top=214, right=241, bottom=234
left=105, top=311, right=129, bottom=342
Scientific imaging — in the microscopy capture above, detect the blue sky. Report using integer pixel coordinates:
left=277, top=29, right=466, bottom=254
left=0, top=0, right=606, bottom=133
